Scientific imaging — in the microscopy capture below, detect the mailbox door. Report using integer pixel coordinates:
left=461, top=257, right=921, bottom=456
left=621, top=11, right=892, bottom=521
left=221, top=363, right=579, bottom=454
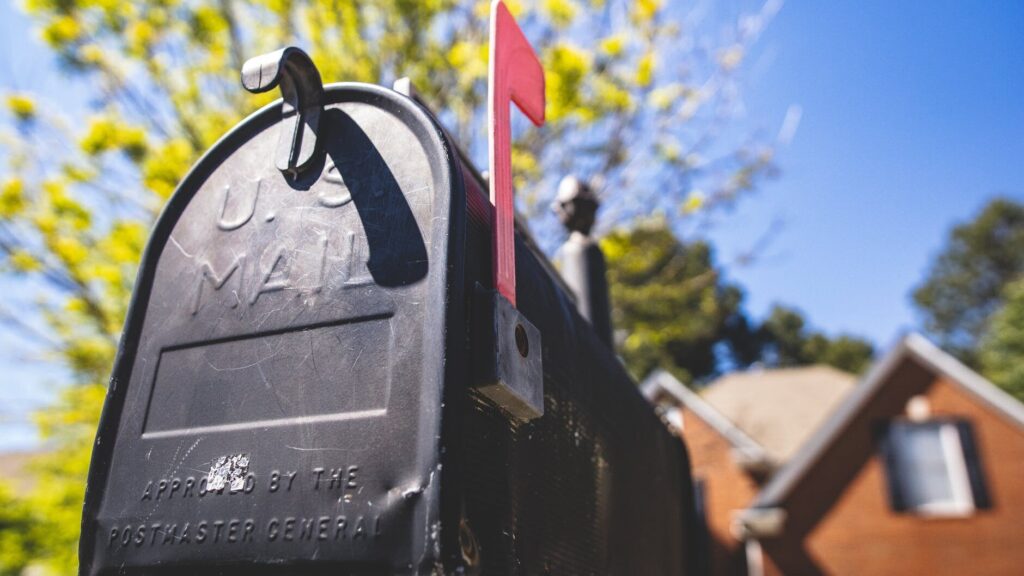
left=80, top=84, right=466, bottom=575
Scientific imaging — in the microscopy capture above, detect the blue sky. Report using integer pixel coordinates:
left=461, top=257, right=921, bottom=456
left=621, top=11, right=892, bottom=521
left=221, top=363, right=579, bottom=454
left=0, top=1, right=1022, bottom=448
left=708, top=0, right=1024, bottom=350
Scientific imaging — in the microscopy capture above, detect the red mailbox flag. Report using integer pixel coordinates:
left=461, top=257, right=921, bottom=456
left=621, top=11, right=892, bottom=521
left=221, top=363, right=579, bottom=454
left=488, top=0, right=546, bottom=307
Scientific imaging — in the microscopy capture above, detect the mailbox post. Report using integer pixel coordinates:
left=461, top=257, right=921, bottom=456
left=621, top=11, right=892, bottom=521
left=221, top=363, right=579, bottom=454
left=79, top=2, right=699, bottom=574
left=553, top=176, right=614, bottom=348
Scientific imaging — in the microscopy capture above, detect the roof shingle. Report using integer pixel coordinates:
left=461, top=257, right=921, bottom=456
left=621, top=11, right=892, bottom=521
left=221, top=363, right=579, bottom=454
left=701, top=365, right=857, bottom=464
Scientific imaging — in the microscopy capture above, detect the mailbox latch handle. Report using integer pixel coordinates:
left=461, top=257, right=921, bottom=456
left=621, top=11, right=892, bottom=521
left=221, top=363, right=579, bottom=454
left=241, top=46, right=324, bottom=176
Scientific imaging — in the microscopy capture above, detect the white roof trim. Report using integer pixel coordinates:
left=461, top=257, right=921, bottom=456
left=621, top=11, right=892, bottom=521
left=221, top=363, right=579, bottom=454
left=902, top=333, right=1024, bottom=428
left=641, top=370, right=772, bottom=465
left=753, top=332, right=1024, bottom=508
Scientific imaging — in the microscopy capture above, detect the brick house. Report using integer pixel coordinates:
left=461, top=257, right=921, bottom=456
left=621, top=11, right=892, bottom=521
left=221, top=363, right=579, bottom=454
left=644, top=333, right=1024, bottom=576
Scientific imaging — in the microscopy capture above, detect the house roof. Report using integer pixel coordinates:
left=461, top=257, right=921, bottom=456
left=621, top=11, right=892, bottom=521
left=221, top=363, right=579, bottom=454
left=700, top=365, right=858, bottom=464
left=752, top=332, right=1024, bottom=509
left=642, top=370, right=771, bottom=466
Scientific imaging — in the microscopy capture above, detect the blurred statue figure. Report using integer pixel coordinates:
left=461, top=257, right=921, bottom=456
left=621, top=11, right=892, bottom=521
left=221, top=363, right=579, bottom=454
left=554, top=176, right=613, bottom=348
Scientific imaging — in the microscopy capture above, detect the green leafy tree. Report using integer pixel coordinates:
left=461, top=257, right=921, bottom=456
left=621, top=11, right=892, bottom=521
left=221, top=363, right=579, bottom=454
left=802, top=334, right=874, bottom=374
left=759, top=304, right=874, bottom=374
left=913, top=198, right=1024, bottom=364
left=603, top=220, right=759, bottom=382
left=759, top=303, right=806, bottom=365
left=602, top=224, right=874, bottom=383
left=0, top=0, right=782, bottom=572
left=0, top=384, right=104, bottom=575
left=979, top=279, right=1024, bottom=403
left=0, top=484, right=38, bottom=576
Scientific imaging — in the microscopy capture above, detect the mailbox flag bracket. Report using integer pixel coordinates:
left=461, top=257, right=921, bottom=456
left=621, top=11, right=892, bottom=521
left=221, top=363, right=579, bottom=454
left=241, top=46, right=324, bottom=176
left=473, top=284, right=544, bottom=421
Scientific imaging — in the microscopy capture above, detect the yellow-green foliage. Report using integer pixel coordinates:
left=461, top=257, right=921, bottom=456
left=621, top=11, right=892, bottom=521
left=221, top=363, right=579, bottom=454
left=980, top=279, right=1024, bottom=403
left=5, top=95, right=36, bottom=122
left=0, top=0, right=775, bottom=572
left=0, top=384, right=104, bottom=576
left=0, top=179, right=27, bottom=218
left=603, top=220, right=742, bottom=382
left=0, top=483, right=38, bottom=576
left=604, top=223, right=875, bottom=381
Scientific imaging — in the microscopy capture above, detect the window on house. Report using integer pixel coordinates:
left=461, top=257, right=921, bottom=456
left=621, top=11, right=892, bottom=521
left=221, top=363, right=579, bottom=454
left=880, top=420, right=991, bottom=516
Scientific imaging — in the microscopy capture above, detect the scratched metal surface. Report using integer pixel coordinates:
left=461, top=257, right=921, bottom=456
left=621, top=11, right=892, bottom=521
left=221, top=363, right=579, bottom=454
left=80, top=84, right=462, bottom=575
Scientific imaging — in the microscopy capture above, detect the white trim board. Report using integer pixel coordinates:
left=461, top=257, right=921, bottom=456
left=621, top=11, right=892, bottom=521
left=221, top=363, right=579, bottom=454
left=641, top=369, right=772, bottom=466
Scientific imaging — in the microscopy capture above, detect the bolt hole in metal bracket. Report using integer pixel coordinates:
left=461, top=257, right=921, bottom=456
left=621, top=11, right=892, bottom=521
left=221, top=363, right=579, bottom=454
left=469, top=0, right=546, bottom=422
left=472, top=284, right=544, bottom=422
left=241, top=46, right=324, bottom=176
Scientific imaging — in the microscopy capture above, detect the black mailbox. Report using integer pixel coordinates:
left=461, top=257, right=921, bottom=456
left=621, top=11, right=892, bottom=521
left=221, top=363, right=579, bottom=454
left=80, top=42, right=699, bottom=576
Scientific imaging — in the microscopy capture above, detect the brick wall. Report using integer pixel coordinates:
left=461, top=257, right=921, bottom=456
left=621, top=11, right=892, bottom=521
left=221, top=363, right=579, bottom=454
left=760, top=359, right=1024, bottom=576
left=682, top=408, right=761, bottom=576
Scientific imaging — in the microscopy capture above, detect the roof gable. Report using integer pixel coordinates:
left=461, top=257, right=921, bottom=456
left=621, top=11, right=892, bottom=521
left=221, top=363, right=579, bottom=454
left=753, top=333, right=1024, bottom=508
left=642, top=370, right=771, bottom=466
